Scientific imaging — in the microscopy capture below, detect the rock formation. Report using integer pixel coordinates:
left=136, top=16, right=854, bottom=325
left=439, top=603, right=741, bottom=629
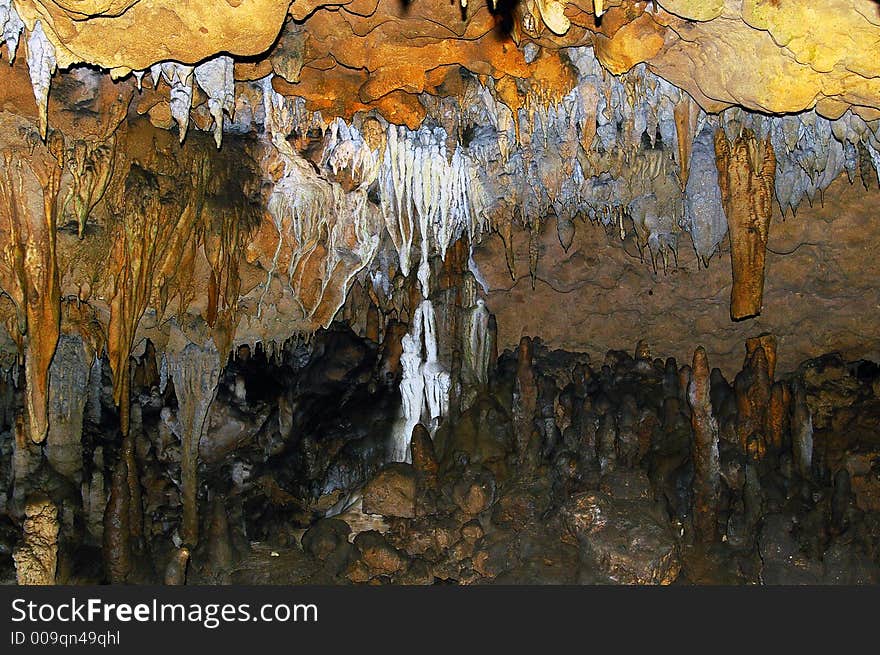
left=0, top=0, right=880, bottom=586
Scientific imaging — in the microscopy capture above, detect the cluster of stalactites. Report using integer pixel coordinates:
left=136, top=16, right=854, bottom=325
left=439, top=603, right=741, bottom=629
left=256, top=77, right=381, bottom=323
left=0, top=6, right=54, bottom=140
left=1, top=4, right=236, bottom=148
left=719, top=107, right=880, bottom=217
left=420, top=47, right=880, bottom=271
left=143, top=56, right=235, bottom=147
left=224, top=50, right=878, bottom=298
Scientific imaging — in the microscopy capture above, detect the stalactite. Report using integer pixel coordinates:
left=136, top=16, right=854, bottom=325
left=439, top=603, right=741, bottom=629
left=25, top=21, right=56, bottom=141
left=0, top=0, right=24, bottom=62
left=714, top=128, right=777, bottom=320
left=193, top=56, right=235, bottom=148
left=106, top=158, right=201, bottom=435
left=60, top=136, right=117, bottom=238
left=673, top=93, right=701, bottom=191
left=259, top=82, right=381, bottom=327
left=0, top=133, right=64, bottom=444
left=685, top=125, right=726, bottom=266
left=150, top=62, right=195, bottom=143
left=687, top=347, right=720, bottom=542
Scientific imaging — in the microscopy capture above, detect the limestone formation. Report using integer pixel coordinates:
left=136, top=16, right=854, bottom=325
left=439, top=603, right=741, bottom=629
left=13, top=495, right=58, bottom=584
left=687, top=347, right=719, bottom=542
left=0, top=0, right=879, bottom=589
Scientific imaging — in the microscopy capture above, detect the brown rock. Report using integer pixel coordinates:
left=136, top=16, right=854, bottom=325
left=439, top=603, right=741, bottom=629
left=451, top=469, right=496, bottom=517
left=362, top=463, right=417, bottom=519
left=354, top=531, right=408, bottom=575
left=562, top=492, right=681, bottom=585
left=302, top=518, right=352, bottom=561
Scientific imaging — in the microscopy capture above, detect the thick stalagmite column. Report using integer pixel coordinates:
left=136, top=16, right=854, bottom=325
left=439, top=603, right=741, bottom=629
left=714, top=129, right=776, bottom=320
left=46, top=334, right=90, bottom=483
left=14, top=495, right=59, bottom=585
left=103, top=456, right=131, bottom=584
left=735, top=344, right=772, bottom=459
left=687, top=347, right=720, bottom=542
left=169, top=340, right=222, bottom=547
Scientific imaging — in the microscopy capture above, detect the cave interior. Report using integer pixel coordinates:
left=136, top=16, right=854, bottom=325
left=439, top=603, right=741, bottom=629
left=2, top=0, right=880, bottom=585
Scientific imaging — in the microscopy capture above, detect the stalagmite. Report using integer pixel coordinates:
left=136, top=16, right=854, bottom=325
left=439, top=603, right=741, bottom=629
left=103, top=456, right=131, bottom=584
left=687, top=347, right=720, bottom=542
left=46, top=334, right=90, bottom=483
left=83, top=447, right=105, bottom=542
left=746, top=334, right=777, bottom=381
left=169, top=340, right=222, bottom=546
left=791, top=380, right=813, bottom=479
left=766, top=382, right=789, bottom=454
left=392, top=300, right=450, bottom=462
left=13, top=495, right=58, bottom=585
left=164, top=546, right=191, bottom=585
left=463, top=298, right=492, bottom=388
left=207, top=496, right=234, bottom=574
left=735, top=345, right=772, bottom=459
left=714, top=129, right=777, bottom=320
left=513, top=337, right=537, bottom=460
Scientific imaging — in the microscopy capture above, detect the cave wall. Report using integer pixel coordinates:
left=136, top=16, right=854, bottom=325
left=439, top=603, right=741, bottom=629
left=476, top=173, right=880, bottom=377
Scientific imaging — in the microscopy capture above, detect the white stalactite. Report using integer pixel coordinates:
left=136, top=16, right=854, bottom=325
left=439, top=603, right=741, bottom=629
left=25, top=21, right=56, bottom=140
left=194, top=55, right=235, bottom=148
left=151, top=62, right=194, bottom=143
left=0, top=0, right=24, bottom=62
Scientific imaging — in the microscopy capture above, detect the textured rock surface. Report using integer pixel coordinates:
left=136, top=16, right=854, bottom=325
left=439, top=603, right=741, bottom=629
left=2, top=0, right=880, bottom=588
left=475, top=174, right=880, bottom=378
left=13, top=1, right=292, bottom=72
left=562, top=491, right=681, bottom=584
left=13, top=496, right=58, bottom=584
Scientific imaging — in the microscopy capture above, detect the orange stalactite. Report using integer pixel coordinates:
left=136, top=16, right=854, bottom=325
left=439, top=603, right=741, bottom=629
left=0, top=133, right=64, bottom=444
left=714, top=129, right=777, bottom=321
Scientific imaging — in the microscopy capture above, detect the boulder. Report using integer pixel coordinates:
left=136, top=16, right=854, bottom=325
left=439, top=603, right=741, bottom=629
left=362, top=463, right=416, bottom=518
left=562, top=491, right=680, bottom=585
